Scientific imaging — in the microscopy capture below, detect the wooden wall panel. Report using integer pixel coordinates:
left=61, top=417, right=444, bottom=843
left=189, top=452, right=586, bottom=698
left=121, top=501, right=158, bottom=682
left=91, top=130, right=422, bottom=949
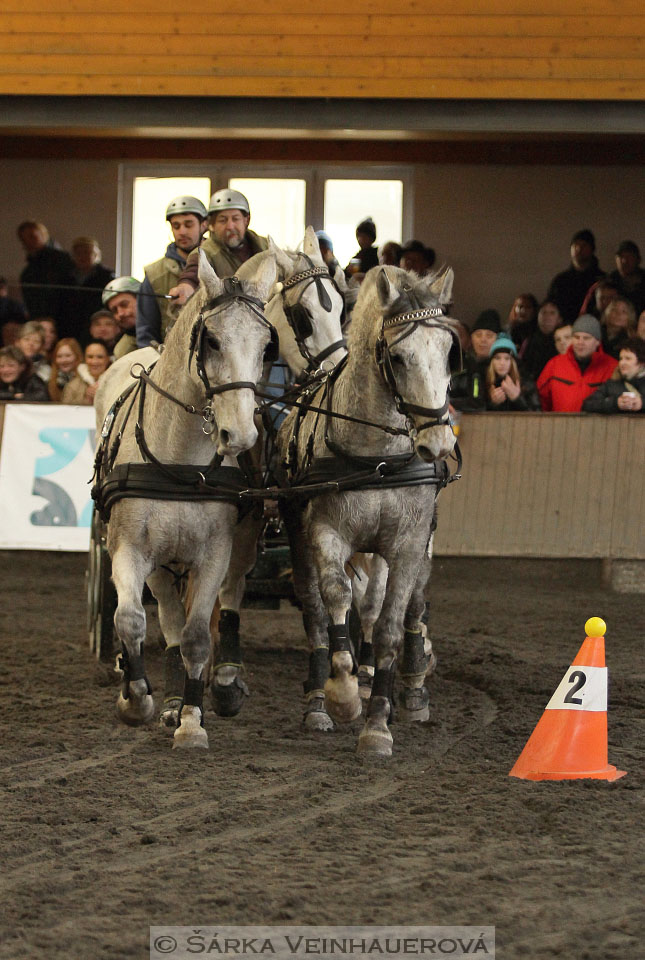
left=434, top=414, right=645, bottom=559
left=0, top=2, right=642, bottom=100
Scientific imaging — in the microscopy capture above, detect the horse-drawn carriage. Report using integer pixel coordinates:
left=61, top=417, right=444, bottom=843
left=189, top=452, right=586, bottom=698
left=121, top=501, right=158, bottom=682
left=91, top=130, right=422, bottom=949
left=87, top=230, right=461, bottom=756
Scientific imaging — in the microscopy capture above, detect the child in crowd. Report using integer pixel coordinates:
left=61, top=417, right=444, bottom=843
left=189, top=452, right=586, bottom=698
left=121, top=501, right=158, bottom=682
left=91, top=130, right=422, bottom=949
left=15, top=320, right=51, bottom=383
left=486, top=334, right=536, bottom=411
left=48, top=337, right=83, bottom=401
left=61, top=339, right=112, bottom=405
left=582, top=338, right=645, bottom=414
left=554, top=323, right=573, bottom=354
left=88, top=309, right=120, bottom=356
left=0, top=345, right=50, bottom=401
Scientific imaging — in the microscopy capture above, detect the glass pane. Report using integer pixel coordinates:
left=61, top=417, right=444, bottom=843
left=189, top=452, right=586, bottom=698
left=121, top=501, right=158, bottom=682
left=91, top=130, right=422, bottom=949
left=131, top=177, right=211, bottom=279
left=229, top=178, right=306, bottom=250
left=324, top=180, right=403, bottom=270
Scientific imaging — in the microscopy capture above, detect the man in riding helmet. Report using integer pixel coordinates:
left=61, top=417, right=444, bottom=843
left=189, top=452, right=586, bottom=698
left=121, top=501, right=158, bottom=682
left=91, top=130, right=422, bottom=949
left=136, top=195, right=208, bottom=347
left=169, top=188, right=268, bottom=306
left=102, top=276, right=141, bottom=359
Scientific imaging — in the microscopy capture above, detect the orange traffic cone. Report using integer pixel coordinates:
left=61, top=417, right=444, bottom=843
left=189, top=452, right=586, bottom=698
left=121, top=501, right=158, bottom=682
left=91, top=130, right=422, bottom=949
left=509, top=617, right=626, bottom=781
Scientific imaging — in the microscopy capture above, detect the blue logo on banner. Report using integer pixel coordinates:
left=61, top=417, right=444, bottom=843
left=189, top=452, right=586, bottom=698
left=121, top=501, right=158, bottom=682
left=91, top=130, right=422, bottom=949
left=30, top=428, right=94, bottom=527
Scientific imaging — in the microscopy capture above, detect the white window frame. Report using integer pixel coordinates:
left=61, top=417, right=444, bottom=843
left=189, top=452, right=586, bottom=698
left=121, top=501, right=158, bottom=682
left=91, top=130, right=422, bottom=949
left=118, top=161, right=414, bottom=275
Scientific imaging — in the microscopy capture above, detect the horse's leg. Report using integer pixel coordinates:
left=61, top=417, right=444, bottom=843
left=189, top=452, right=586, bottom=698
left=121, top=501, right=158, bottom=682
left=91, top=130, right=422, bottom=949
left=399, top=552, right=435, bottom=722
left=111, top=546, right=155, bottom=726
left=173, top=549, right=232, bottom=750
left=280, top=501, right=333, bottom=732
left=146, top=567, right=186, bottom=731
left=210, top=511, right=262, bottom=717
left=311, top=522, right=361, bottom=724
left=352, top=554, right=388, bottom=700
left=357, top=544, right=425, bottom=757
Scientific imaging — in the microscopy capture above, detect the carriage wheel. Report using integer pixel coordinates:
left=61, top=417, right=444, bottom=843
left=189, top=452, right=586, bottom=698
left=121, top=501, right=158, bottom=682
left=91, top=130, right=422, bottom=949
left=87, top=506, right=117, bottom=661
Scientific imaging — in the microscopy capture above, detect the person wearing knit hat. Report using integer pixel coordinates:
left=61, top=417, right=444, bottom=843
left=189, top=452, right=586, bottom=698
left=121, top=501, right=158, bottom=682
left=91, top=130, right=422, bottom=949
left=400, top=240, right=436, bottom=276
left=485, top=333, right=535, bottom=411
left=469, top=309, right=501, bottom=362
left=450, top=310, right=501, bottom=412
left=315, top=230, right=340, bottom=274
left=537, top=312, right=617, bottom=411
left=345, top=217, right=379, bottom=278
left=489, top=332, right=517, bottom=357
left=547, top=227, right=605, bottom=324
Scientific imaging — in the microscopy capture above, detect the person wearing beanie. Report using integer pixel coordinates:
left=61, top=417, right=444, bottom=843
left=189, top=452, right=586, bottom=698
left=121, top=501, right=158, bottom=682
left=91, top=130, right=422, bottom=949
left=537, top=313, right=617, bottom=411
left=400, top=240, right=436, bottom=276
left=582, top=337, right=645, bottom=414
left=345, top=217, right=379, bottom=278
left=450, top=310, right=502, bottom=412
left=547, top=228, right=605, bottom=324
left=315, top=230, right=340, bottom=274
left=485, top=333, right=535, bottom=411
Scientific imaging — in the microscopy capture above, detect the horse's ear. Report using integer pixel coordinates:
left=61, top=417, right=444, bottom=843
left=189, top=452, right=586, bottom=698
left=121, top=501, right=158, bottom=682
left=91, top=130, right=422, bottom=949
left=267, top=235, right=294, bottom=280
left=376, top=267, right=398, bottom=308
left=197, top=249, right=224, bottom=298
left=427, top=266, right=454, bottom=306
left=303, top=225, right=324, bottom=262
left=248, top=255, right=278, bottom=303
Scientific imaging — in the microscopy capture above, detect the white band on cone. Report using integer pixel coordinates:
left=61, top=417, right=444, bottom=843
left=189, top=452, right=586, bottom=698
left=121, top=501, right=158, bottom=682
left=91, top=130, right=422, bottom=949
left=545, top=665, right=607, bottom=712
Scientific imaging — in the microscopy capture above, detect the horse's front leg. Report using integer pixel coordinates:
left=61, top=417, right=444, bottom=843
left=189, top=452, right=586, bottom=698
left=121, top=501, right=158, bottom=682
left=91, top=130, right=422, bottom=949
left=174, top=548, right=232, bottom=750
left=146, top=566, right=187, bottom=731
left=399, top=552, right=436, bottom=722
left=210, top=510, right=263, bottom=717
left=357, top=544, right=425, bottom=757
left=111, top=545, right=155, bottom=726
left=352, top=554, right=388, bottom=700
left=311, top=521, right=361, bottom=724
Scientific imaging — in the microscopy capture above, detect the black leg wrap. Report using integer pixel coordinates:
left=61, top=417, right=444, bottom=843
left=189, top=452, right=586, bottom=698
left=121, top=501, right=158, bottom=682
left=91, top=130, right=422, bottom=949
left=328, top=618, right=357, bottom=672
left=118, top=645, right=152, bottom=700
left=179, top=676, right=205, bottom=727
left=163, top=645, right=185, bottom=703
left=371, top=664, right=396, bottom=724
left=303, top=647, right=330, bottom=695
left=401, top=630, right=429, bottom=678
left=359, top=641, right=374, bottom=668
left=218, top=609, right=242, bottom=664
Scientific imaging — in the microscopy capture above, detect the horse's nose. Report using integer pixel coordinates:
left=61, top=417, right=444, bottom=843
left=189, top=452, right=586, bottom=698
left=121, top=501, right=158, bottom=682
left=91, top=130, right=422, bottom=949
left=216, top=422, right=258, bottom=457
left=416, top=427, right=455, bottom=462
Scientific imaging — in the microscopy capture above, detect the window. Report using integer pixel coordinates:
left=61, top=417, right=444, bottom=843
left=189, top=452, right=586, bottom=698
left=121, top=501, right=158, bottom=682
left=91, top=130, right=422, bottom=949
left=228, top=178, right=306, bottom=250
left=324, top=179, right=403, bottom=269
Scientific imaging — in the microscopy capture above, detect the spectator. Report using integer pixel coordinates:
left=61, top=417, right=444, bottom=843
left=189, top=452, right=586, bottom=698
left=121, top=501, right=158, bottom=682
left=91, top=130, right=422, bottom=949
left=137, top=196, right=208, bottom=348
left=637, top=309, right=645, bottom=341
left=506, top=293, right=538, bottom=348
left=101, top=277, right=140, bottom=360
left=67, top=236, right=115, bottom=344
left=48, top=337, right=83, bottom=402
left=17, top=220, right=75, bottom=332
left=345, top=217, right=379, bottom=279
left=61, top=339, right=112, bottom=406
left=36, top=317, right=58, bottom=362
left=518, top=299, right=560, bottom=380
left=170, top=189, right=268, bottom=306
left=600, top=297, right=637, bottom=359
left=88, top=309, right=119, bottom=355
left=608, top=240, right=645, bottom=317
left=485, top=334, right=536, bottom=411
left=0, top=345, right=50, bottom=402
left=0, top=275, right=28, bottom=345
left=537, top=314, right=617, bottom=411
left=315, top=231, right=340, bottom=275
left=400, top=240, right=436, bottom=277
left=450, top=309, right=501, bottom=411
left=15, top=320, right=51, bottom=383
left=378, top=242, right=402, bottom=267
left=547, top=228, right=604, bottom=324
left=582, top=338, right=645, bottom=414
left=580, top=277, right=620, bottom=319
left=554, top=323, right=573, bottom=355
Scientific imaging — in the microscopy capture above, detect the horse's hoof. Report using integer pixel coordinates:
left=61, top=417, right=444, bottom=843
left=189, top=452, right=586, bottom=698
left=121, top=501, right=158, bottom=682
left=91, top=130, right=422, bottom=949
left=303, top=698, right=334, bottom=732
left=173, top=706, right=209, bottom=750
left=159, top=699, right=181, bottom=733
left=116, top=692, right=155, bottom=726
left=210, top=668, right=249, bottom=718
left=357, top=665, right=374, bottom=700
left=398, top=685, right=430, bottom=722
left=324, top=676, right=362, bottom=724
left=356, top=723, right=393, bottom=758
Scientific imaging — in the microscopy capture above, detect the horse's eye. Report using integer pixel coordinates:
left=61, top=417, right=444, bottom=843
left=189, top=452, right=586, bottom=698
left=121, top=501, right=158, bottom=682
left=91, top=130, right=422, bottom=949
left=390, top=353, right=404, bottom=365
left=206, top=334, right=220, bottom=351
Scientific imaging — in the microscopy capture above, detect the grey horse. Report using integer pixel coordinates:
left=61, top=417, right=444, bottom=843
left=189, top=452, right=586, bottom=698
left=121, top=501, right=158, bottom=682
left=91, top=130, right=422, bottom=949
left=277, top=265, right=458, bottom=757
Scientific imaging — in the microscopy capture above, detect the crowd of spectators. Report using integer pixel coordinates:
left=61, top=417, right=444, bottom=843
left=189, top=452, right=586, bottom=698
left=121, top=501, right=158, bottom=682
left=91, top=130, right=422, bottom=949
left=1, top=213, right=643, bottom=419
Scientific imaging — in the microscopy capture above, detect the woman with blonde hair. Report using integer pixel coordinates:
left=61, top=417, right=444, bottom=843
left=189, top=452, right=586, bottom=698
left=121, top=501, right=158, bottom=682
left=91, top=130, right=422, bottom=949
left=486, top=333, right=537, bottom=411
left=600, top=297, right=636, bottom=359
left=48, top=337, right=83, bottom=401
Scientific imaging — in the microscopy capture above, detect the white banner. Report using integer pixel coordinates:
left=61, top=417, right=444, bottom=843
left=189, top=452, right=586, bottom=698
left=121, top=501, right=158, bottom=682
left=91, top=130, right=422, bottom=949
left=0, top=404, right=96, bottom=551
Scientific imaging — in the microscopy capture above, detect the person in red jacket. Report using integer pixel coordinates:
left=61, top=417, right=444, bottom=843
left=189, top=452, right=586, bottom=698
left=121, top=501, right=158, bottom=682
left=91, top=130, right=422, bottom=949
left=537, top=314, right=617, bottom=411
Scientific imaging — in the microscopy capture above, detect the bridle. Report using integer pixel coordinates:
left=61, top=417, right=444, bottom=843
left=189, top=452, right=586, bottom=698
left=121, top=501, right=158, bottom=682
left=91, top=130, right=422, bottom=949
left=279, top=255, right=347, bottom=371
left=375, top=305, right=461, bottom=434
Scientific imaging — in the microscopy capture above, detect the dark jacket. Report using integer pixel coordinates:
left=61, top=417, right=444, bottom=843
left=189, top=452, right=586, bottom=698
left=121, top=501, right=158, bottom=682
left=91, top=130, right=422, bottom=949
left=547, top=258, right=605, bottom=325
left=0, top=372, right=50, bottom=402
left=19, top=242, right=75, bottom=327
left=582, top=374, right=645, bottom=414
left=67, top=263, right=115, bottom=343
left=607, top=267, right=645, bottom=317
left=450, top=354, right=488, bottom=412
left=0, top=294, right=28, bottom=331
left=518, top=328, right=557, bottom=381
